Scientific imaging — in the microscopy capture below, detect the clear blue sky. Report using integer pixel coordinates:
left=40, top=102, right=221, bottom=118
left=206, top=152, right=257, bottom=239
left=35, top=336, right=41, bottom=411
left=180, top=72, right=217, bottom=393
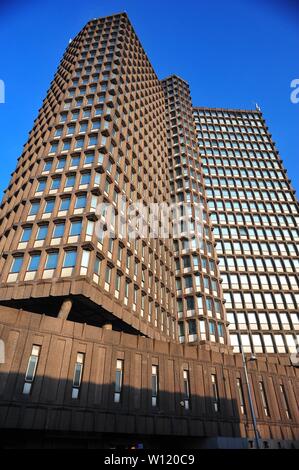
left=0, top=0, right=298, bottom=197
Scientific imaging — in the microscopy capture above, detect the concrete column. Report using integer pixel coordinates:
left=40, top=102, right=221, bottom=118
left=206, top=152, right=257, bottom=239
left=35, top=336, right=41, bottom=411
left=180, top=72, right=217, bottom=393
left=58, top=298, right=73, bottom=320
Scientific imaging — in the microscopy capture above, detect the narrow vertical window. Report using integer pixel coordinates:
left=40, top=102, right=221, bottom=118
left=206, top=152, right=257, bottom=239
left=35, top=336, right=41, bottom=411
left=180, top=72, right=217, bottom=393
left=72, top=353, right=84, bottom=399
left=23, top=345, right=41, bottom=394
left=211, top=374, right=220, bottom=412
left=259, top=381, right=270, bottom=417
left=114, top=359, right=124, bottom=403
left=152, top=365, right=159, bottom=407
left=236, top=378, right=246, bottom=415
left=183, top=369, right=191, bottom=410
left=279, top=384, right=291, bottom=419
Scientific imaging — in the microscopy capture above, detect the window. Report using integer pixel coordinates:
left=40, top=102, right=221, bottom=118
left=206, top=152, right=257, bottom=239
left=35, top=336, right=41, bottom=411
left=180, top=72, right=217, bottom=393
left=28, top=254, right=40, bottom=272
left=44, top=199, right=55, bottom=214
left=75, top=194, right=87, bottom=209
left=183, top=369, right=191, bottom=410
left=259, top=381, right=270, bottom=417
left=209, top=321, right=215, bottom=336
left=37, top=179, right=46, bottom=192
left=29, top=201, right=40, bottom=216
left=115, top=272, right=121, bottom=292
left=49, top=142, right=58, bottom=153
left=57, top=157, right=66, bottom=170
left=236, top=378, right=246, bottom=415
left=211, top=374, right=220, bottom=412
left=152, top=365, right=159, bottom=407
left=65, top=174, right=76, bottom=188
left=114, top=359, right=124, bottom=403
left=186, top=296, right=195, bottom=311
left=53, top=222, right=65, bottom=239
left=72, top=353, right=84, bottom=399
left=279, top=384, right=291, bottom=419
left=188, top=319, right=196, bottom=335
left=84, top=153, right=94, bottom=165
left=88, top=135, right=98, bottom=146
left=21, top=226, right=32, bottom=243
left=45, top=252, right=58, bottom=270
left=23, top=345, right=41, bottom=395
left=67, top=124, right=75, bottom=135
left=71, top=155, right=80, bottom=167
left=9, top=254, right=23, bottom=274
left=79, top=122, right=88, bottom=133
left=70, top=220, right=82, bottom=237
left=60, top=197, right=71, bottom=211
left=218, top=323, right=224, bottom=338
left=62, top=140, right=71, bottom=151
left=80, top=173, right=91, bottom=185
left=51, top=177, right=61, bottom=190
left=75, top=138, right=84, bottom=149
left=54, top=127, right=62, bottom=137
left=105, top=265, right=112, bottom=285
left=184, top=276, right=193, bottom=289
left=63, top=250, right=77, bottom=268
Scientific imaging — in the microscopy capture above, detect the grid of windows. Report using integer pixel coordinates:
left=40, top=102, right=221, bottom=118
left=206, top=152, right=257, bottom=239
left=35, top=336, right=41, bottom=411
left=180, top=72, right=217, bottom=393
left=194, top=107, right=299, bottom=354
left=0, top=13, right=176, bottom=342
left=162, top=76, right=228, bottom=345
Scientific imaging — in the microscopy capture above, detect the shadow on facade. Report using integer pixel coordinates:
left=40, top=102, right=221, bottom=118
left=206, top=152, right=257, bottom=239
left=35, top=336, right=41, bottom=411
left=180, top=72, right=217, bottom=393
left=0, top=372, right=248, bottom=449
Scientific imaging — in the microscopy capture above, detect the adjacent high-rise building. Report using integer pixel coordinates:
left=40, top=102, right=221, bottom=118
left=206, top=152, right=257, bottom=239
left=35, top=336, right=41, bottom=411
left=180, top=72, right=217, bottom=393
left=194, top=107, right=299, bottom=355
left=0, top=13, right=298, bottom=449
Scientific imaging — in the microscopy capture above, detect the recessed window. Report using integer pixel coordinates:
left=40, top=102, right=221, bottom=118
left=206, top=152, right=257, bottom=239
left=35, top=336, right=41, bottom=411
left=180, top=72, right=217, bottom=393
left=79, top=122, right=88, bottom=133
left=23, top=345, right=41, bottom=395
left=57, top=157, right=66, bottom=170
left=209, top=321, right=215, bottom=335
left=114, top=359, right=124, bottom=403
left=75, top=194, right=87, bottom=209
left=236, top=378, right=246, bottom=415
left=44, top=199, right=55, bottom=214
left=65, top=174, right=76, bottom=188
left=60, top=197, right=71, bottom=211
left=80, top=173, right=91, bottom=185
left=67, top=124, right=76, bottom=135
left=88, top=135, right=98, bottom=146
left=53, top=222, right=65, bottom=239
left=21, top=226, right=32, bottom=243
left=70, top=220, right=82, bottom=236
left=92, top=120, right=101, bottom=130
left=29, top=201, right=40, bottom=216
left=63, top=140, right=71, bottom=151
left=152, top=365, right=159, bottom=407
left=10, top=256, right=24, bottom=273
left=51, top=177, right=61, bottom=190
left=72, top=353, right=85, bottom=399
left=75, top=138, right=84, bottom=149
left=45, top=252, right=58, bottom=270
left=49, top=142, right=58, bottom=153
left=37, top=225, right=48, bottom=241
left=43, top=160, right=53, bottom=172
left=84, top=153, right=94, bottom=165
left=211, top=374, right=220, bottom=412
left=71, top=155, right=80, bottom=167
left=63, top=250, right=77, bottom=268
left=183, top=369, right=191, bottom=410
left=28, top=254, right=41, bottom=272
left=259, top=381, right=270, bottom=417
left=54, top=128, right=63, bottom=137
